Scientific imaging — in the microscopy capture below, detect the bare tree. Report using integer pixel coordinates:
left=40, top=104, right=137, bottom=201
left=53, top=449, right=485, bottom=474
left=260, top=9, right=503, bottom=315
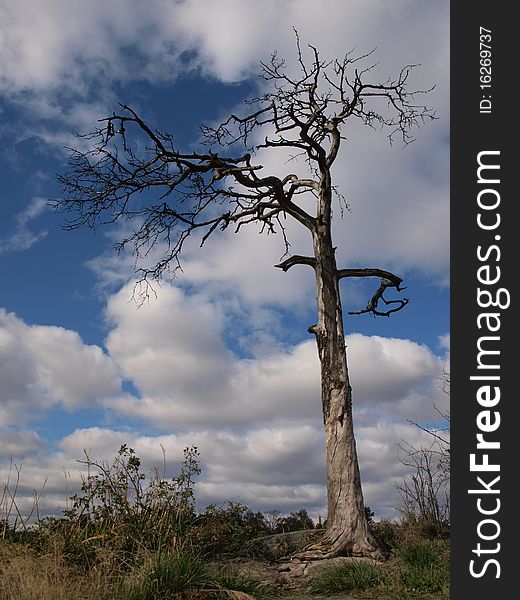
left=396, top=370, right=450, bottom=536
left=56, top=35, right=435, bottom=558
left=396, top=437, right=449, bottom=536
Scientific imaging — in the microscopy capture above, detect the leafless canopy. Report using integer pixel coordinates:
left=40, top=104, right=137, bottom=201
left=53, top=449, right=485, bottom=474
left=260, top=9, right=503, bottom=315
left=56, top=33, right=434, bottom=314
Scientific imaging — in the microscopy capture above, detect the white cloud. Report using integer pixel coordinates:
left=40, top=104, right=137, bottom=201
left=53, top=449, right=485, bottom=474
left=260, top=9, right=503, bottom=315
left=0, top=308, right=125, bottom=425
left=173, top=0, right=448, bottom=90
left=329, top=124, right=449, bottom=279
left=105, top=283, right=235, bottom=407
left=438, top=333, right=450, bottom=354
left=2, top=0, right=448, bottom=279
left=347, top=334, right=442, bottom=405
left=0, top=0, right=449, bottom=522
left=0, top=418, right=445, bottom=520
left=181, top=226, right=314, bottom=307
left=0, top=0, right=178, bottom=95
left=0, top=428, right=47, bottom=460
left=0, top=197, right=49, bottom=254
left=102, top=282, right=446, bottom=430
left=1, top=279, right=447, bottom=517
left=1, top=1, right=448, bottom=95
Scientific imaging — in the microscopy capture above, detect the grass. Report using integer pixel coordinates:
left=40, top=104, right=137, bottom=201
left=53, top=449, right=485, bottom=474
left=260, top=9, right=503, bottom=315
left=307, top=538, right=450, bottom=599
left=117, top=551, right=273, bottom=599
left=1, top=445, right=449, bottom=600
left=0, top=541, right=271, bottom=600
left=396, top=539, right=450, bottom=596
left=307, top=560, right=384, bottom=594
left=0, top=539, right=118, bottom=600
left=1, top=535, right=449, bottom=600
left=119, top=550, right=209, bottom=599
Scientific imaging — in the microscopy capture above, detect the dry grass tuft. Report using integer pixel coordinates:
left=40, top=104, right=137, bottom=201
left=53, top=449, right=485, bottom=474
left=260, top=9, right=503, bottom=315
left=0, top=540, right=117, bottom=600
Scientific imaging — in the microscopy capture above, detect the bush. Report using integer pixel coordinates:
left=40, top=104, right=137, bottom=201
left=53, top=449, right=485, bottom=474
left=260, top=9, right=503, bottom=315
left=34, top=445, right=202, bottom=571
left=399, top=540, right=440, bottom=569
left=370, top=518, right=401, bottom=553
left=189, top=502, right=269, bottom=555
left=274, top=509, right=314, bottom=533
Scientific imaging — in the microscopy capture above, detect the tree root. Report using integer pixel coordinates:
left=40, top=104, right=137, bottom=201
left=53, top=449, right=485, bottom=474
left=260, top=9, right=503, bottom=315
left=290, top=533, right=387, bottom=562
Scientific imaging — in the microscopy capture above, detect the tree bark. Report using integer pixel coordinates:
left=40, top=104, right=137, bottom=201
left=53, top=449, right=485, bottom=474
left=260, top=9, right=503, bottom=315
left=303, top=184, right=382, bottom=559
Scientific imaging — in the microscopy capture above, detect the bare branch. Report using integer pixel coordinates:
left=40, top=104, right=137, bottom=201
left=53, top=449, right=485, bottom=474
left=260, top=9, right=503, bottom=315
left=275, top=255, right=317, bottom=272
left=56, top=32, right=433, bottom=299
left=407, top=420, right=450, bottom=448
left=336, top=267, right=403, bottom=286
left=348, top=278, right=409, bottom=317
left=336, top=268, right=409, bottom=317
left=336, top=267, right=408, bottom=317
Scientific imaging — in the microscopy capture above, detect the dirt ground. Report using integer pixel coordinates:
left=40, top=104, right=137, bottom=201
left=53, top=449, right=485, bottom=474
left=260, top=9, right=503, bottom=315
left=211, top=555, right=382, bottom=598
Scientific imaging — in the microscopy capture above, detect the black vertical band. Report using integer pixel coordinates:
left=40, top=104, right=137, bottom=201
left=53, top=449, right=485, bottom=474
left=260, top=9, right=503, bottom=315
left=451, top=3, right=514, bottom=596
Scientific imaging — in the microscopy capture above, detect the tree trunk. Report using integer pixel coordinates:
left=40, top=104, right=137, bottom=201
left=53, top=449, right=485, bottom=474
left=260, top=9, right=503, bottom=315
left=304, top=217, right=382, bottom=559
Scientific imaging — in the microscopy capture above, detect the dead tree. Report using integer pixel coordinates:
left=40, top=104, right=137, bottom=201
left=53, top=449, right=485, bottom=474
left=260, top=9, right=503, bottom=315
left=397, top=370, right=450, bottom=537
left=56, top=35, right=435, bottom=558
left=396, top=439, right=450, bottom=537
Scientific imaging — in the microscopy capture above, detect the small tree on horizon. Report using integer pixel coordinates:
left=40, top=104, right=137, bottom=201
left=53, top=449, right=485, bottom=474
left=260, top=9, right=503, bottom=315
left=396, top=370, right=450, bottom=536
left=56, top=34, right=435, bottom=558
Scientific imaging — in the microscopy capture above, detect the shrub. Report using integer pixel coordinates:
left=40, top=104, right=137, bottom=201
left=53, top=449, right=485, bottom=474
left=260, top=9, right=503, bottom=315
left=274, top=509, right=314, bottom=533
left=41, top=445, right=202, bottom=571
left=189, top=501, right=267, bottom=555
left=370, top=518, right=401, bottom=553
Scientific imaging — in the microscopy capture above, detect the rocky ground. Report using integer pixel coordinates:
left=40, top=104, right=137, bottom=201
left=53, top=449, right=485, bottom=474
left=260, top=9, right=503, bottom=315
left=211, top=530, right=383, bottom=598
left=216, top=553, right=378, bottom=590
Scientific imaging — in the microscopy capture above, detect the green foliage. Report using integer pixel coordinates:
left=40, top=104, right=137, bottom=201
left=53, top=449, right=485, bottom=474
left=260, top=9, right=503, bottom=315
left=308, top=560, right=384, bottom=594
left=31, top=445, right=201, bottom=570
left=273, top=509, right=314, bottom=533
left=399, top=540, right=440, bottom=569
left=0, top=519, right=38, bottom=547
left=365, top=506, right=375, bottom=523
left=370, top=518, right=401, bottom=551
left=118, top=551, right=275, bottom=599
left=190, top=501, right=270, bottom=555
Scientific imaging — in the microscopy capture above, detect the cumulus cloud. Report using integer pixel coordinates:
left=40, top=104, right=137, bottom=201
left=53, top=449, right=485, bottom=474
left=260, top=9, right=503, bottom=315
left=104, top=284, right=235, bottom=409
left=3, top=283, right=313, bottom=432
left=0, top=0, right=180, bottom=95
left=347, top=334, right=444, bottom=407
left=0, top=418, right=444, bottom=519
left=101, top=282, right=446, bottom=429
left=0, top=428, right=47, bottom=460
left=1, top=277, right=447, bottom=518
left=0, top=0, right=449, bottom=521
left=2, top=0, right=448, bottom=279
left=1, top=1, right=448, bottom=94
left=0, top=308, right=125, bottom=425
left=438, top=333, right=450, bottom=355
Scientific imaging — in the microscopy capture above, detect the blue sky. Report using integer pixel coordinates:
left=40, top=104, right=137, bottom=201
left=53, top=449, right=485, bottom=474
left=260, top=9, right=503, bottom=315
left=0, top=0, right=449, bottom=521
